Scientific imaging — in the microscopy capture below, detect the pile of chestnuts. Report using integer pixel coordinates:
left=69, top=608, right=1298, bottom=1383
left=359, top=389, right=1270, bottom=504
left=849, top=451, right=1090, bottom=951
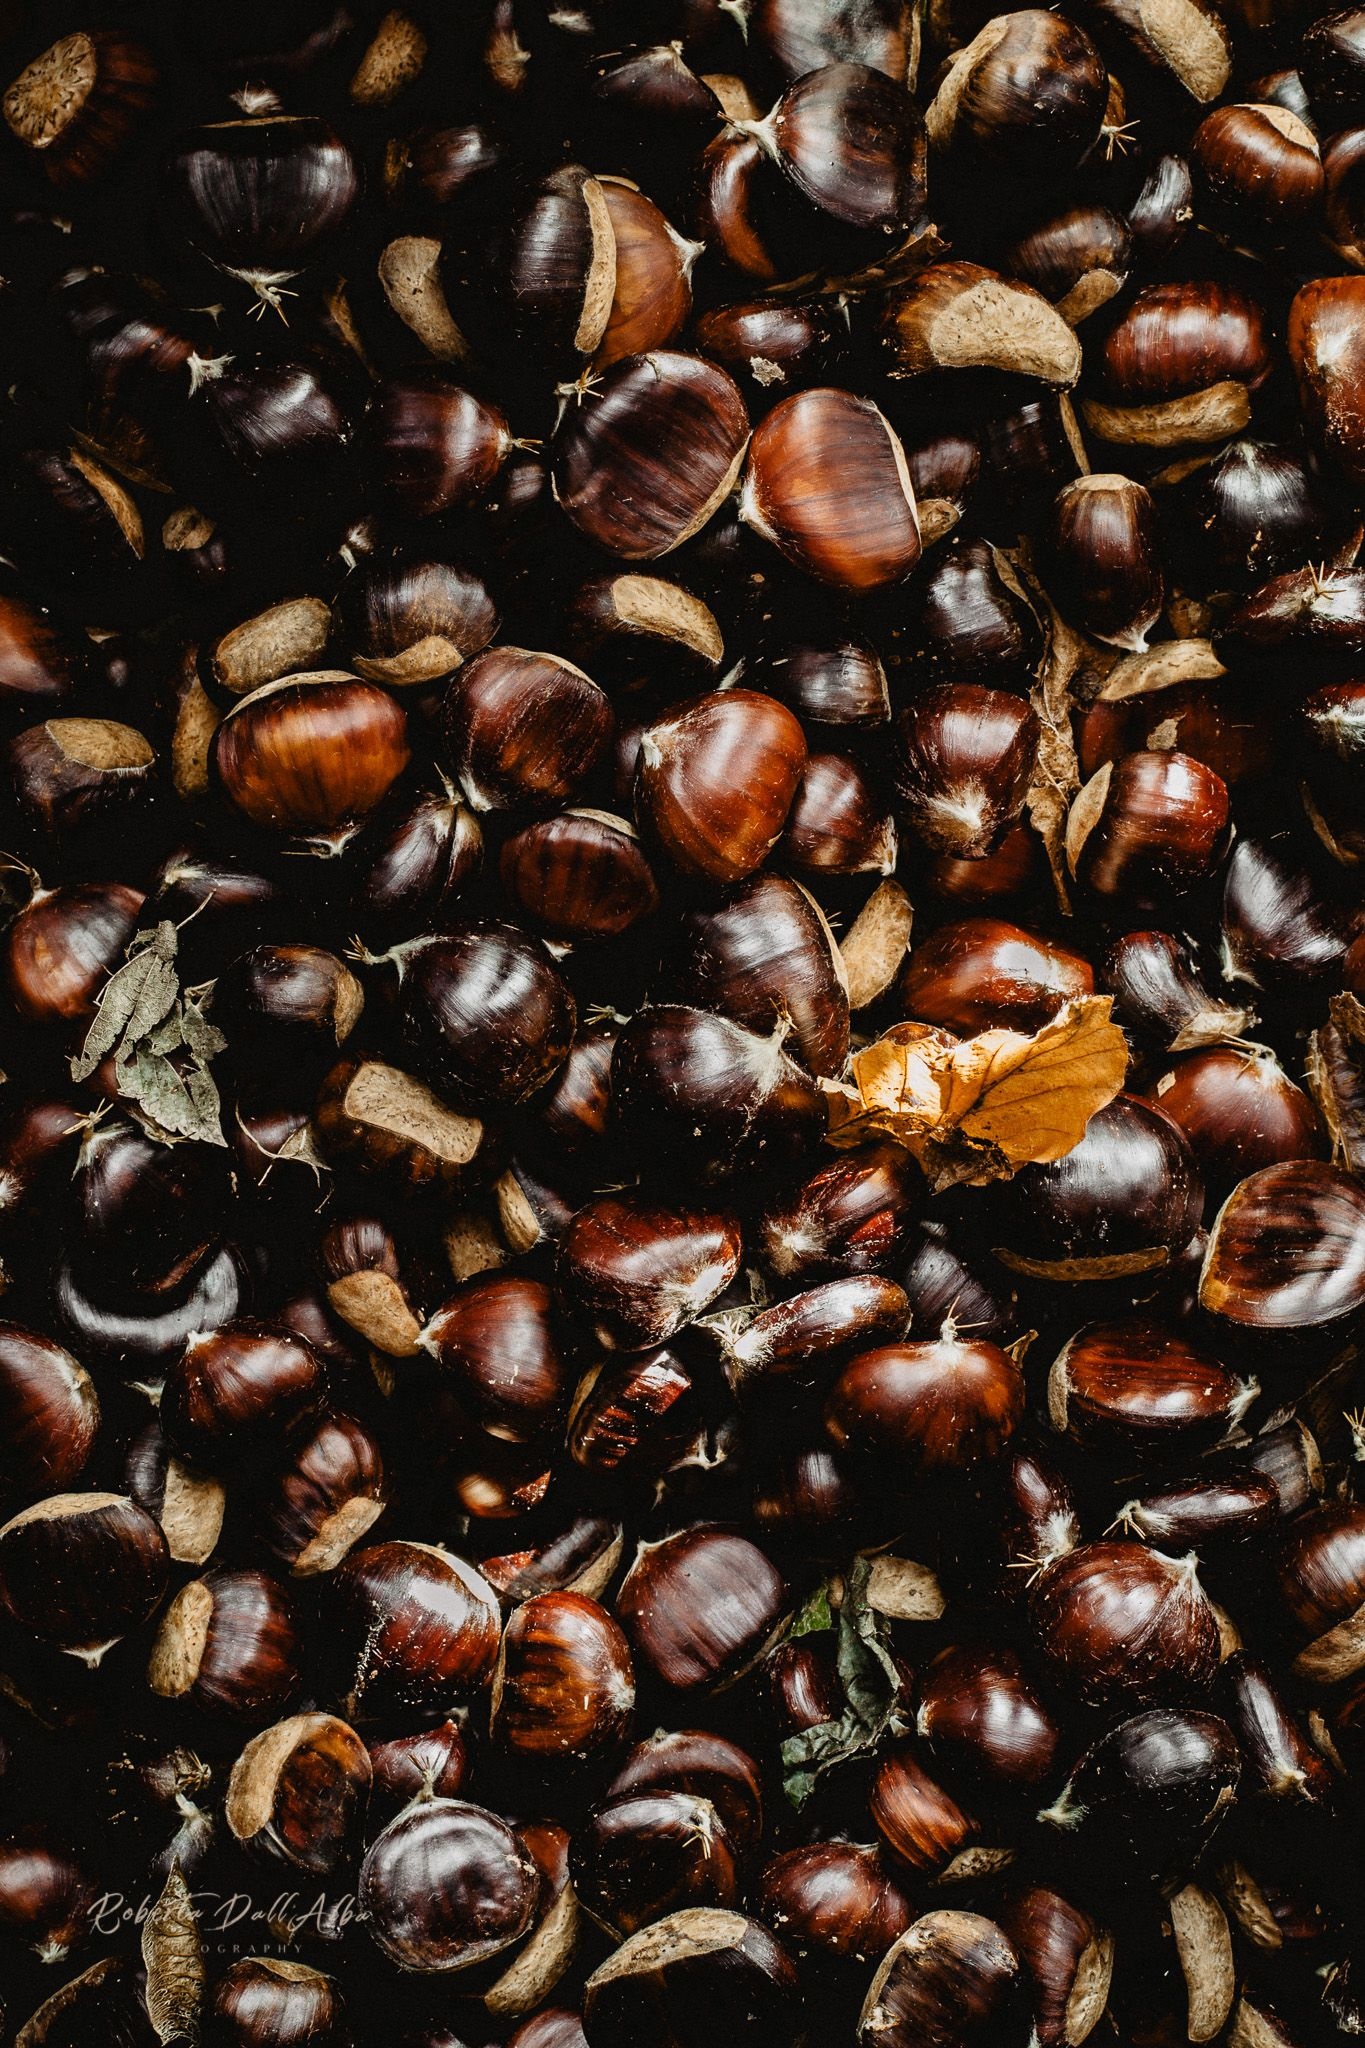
left=1, top=0, right=1365, bottom=2042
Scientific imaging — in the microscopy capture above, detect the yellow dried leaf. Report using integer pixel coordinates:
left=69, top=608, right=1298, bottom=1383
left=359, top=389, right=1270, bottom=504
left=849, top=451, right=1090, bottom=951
left=825, top=996, right=1128, bottom=1187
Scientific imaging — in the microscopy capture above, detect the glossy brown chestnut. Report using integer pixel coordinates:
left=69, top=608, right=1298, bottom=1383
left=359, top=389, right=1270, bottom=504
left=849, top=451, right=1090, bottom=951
left=204, top=1958, right=348, bottom=2048
left=1102, top=929, right=1252, bottom=1053
left=1145, top=1046, right=1323, bottom=1205
left=1217, top=1650, right=1335, bottom=1804
left=1191, top=102, right=1322, bottom=240
left=1200, top=1160, right=1365, bottom=1342
left=1047, top=474, right=1163, bottom=652
left=990, top=1096, right=1203, bottom=1284
left=0, top=1491, right=167, bottom=1658
left=501, top=810, right=660, bottom=943
left=596, top=181, right=698, bottom=369
left=759, top=1143, right=922, bottom=1280
left=857, top=1911, right=1030, bottom=2048
left=740, top=388, right=919, bottom=590
left=491, top=1590, right=634, bottom=1762
left=1276, top=1501, right=1365, bottom=1682
left=916, top=1643, right=1060, bottom=1792
left=1048, top=1317, right=1254, bottom=1464
left=553, top=352, right=749, bottom=560
left=1288, top=276, right=1365, bottom=485
left=0, top=1831, right=94, bottom=1962
left=781, top=750, right=897, bottom=877
left=996, top=1887, right=1112, bottom=2048
left=441, top=646, right=612, bottom=814
left=1117, top=1469, right=1277, bottom=1553
left=360, top=1797, right=539, bottom=1972
left=0, top=1324, right=99, bottom=1500
left=925, top=11, right=1107, bottom=175
left=260, top=1411, right=386, bottom=1577
left=893, top=684, right=1040, bottom=858
left=148, top=1567, right=300, bottom=1724
left=368, top=373, right=512, bottom=519
left=744, top=61, right=927, bottom=239
left=635, top=688, right=806, bottom=883
left=160, top=1321, right=326, bottom=1471
left=394, top=921, right=575, bottom=1109
left=4, top=879, right=143, bottom=1028
left=1030, top=1540, right=1220, bottom=1708
left=901, top=919, right=1092, bottom=1036
left=612, top=1003, right=825, bottom=1183
left=226, top=1711, right=371, bottom=1874
left=1087, top=282, right=1271, bottom=448
left=1040, top=1708, right=1241, bottom=1888
left=493, top=163, right=616, bottom=365
left=557, top=1193, right=742, bottom=1350
left=1005, top=204, right=1131, bottom=324
left=329, top=1539, right=501, bottom=1720
left=568, top=1349, right=702, bottom=1479
left=572, top=1790, right=738, bottom=1936
left=421, top=1276, right=567, bottom=1443
left=214, top=673, right=410, bottom=837
left=616, top=1527, right=786, bottom=1692
left=348, top=783, right=483, bottom=940
left=664, top=873, right=849, bottom=1078
left=369, top=1719, right=468, bottom=1813
left=756, top=1841, right=912, bottom=1968
left=825, top=1337, right=1024, bottom=1476
left=718, top=1276, right=909, bottom=1399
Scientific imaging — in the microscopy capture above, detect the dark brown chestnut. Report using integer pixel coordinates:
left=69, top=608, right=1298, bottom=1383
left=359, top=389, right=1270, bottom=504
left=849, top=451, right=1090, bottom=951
left=1047, top=1318, right=1255, bottom=1463
left=0, top=1491, right=167, bottom=1659
left=756, top=1842, right=912, bottom=1968
left=329, top=1539, right=501, bottom=1719
left=606, top=1730, right=764, bottom=1855
left=1086, top=282, right=1271, bottom=450
left=663, top=873, right=848, bottom=1078
left=916, top=1642, right=1060, bottom=1792
left=360, top=1798, right=539, bottom=1972
left=557, top=1193, right=742, bottom=1349
left=717, top=1275, right=909, bottom=1399
left=160, top=1321, right=326, bottom=1471
left=1046, top=474, right=1163, bottom=652
left=1005, top=204, right=1131, bottom=325
left=1191, top=101, right=1322, bottom=241
left=441, top=646, right=612, bottom=814
left=1200, top=1160, right=1365, bottom=1345
left=1145, top=1046, right=1323, bottom=1205
left=571, top=1790, right=738, bottom=1936
left=568, top=1348, right=703, bottom=1479
left=393, top=921, right=575, bottom=1110
left=901, top=919, right=1092, bottom=1037
left=147, top=1566, right=300, bottom=1724
left=1115, top=1469, right=1277, bottom=1553
left=997, top=1886, right=1112, bottom=2048
left=781, top=750, right=897, bottom=878
left=4, top=879, right=142, bottom=1029
left=635, top=688, right=807, bottom=883
left=1288, top=276, right=1365, bottom=484
left=611, top=1003, right=825, bottom=1183
left=0, top=1831, right=94, bottom=1962
left=204, top=1958, right=348, bottom=2048
left=1030, top=1540, right=1220, bottom=1708
left=1276, top=1501, right=1365, bottom=1683
left=367, top=373, right=513, bottom=520
left=759, top=1144, right=922, bottom=1281
left=1039, top=1708, right=1241, bottom=1888
left=1102, top=929, right=1253, bottom=1053
left=582, top=1907, right=799, bottom=2048
left=369, top=1720, right=468, bottom=1813
left=491, top=1590, right=634, bottom=1762
left=825, top=1337, right=1024, bottom=1476
left=259, top=1411, right=387, bottom=1577
left=616, top=1527, right=786, bottom=1692
left=893, top=684, right=1040, bottom=859
left=421, top=1276, right=567, bottom=1444
left=596, top=180, right=699, bottom=369
left=857, top=1910, right=1030, bottom=2048
left=553, top=352, right=749, bottom=560
left=926, top=11, right=1107, bottom=176
left=0, top=1324, right=99, bottom=1500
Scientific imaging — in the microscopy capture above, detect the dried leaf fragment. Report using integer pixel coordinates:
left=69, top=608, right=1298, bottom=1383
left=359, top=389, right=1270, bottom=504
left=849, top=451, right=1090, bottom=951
left=142, top=1863, right=204, bottom=2042
left=70, top=924, right=227, bottom=1146
left=825, top=996, right=1128, bottom=1188
left=1307, top=994, right=1365, bottom=1173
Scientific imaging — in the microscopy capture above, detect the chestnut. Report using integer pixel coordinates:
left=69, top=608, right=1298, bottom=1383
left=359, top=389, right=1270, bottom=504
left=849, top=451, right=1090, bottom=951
left=1217, top=1651, right=1335, bottom=1806
left=316, top=1058, right=487, bottom=1190
left=582, top=1908, right=799, bottom=2048
left=501, top=810, right=660, bottom=943
left=1175, top=438, right=1340, bottom=593
left=213, top=673, right=410, bottom=839
left=393, top=921, right=575, bottom=1110
left=492, top=163, right=615, bottom=366
left=226, top=1711, right=371, bottom=1874
left=1190, top=102, right=1323, bottom=241
left=67, top=1118, right=227, bottom=1292
left=915, top=1643, right=1060, bottom=1792
left=781, top=750, right=897, bottom=878
left=990, top=1096, right=1203, bottom=1284
left=367, top=372, right=513, bottom=520
left=825, top=1337, right=1024, bottom=1476
left=616, top=1527, right=786, bottom=1692
left=204, top=1958, right=348, bottom=2048
left=1145, top=1046, right=1323, bottom=1205
left=491, top=1590, right=634, bottom=1761
left=148, top=1567, right=300, bottom=1724
left=5, top=879, right=143, bottom=1028
left=901, top=919, right=1092, bottom=1036
left=606, top=1731, right=764, bottom=1855
left=259, top=1412, right=386, bottom=1576
left=634, top=688, right=807, bottom=883
left=597, top=180, right=699, bottom=369
left=1047, top=474, right=1163, bottom=652
left=997, top=1886, right=1112, bottom=2048
left=1200, top=1160, right=1365, bottom=1345
left=742, top=61, right=927, bottom=242
left=612, top=1004, right=824, bottom=1183
left=4, top=717, right=157, bottom=851
left=717, top=1276, right=909, bottom=1399
left=213, top=944, right=363, bottom=1078
left=329, top=1539, right=501, bottom=1719
left=3, top=31, right=156, bottom=188
left=1040, top=1707, right=1241, bottom=1887
left=882, top=262, right=1081, bottom=386
left=441, top=646, right=612, bottom=814
left=1085, top=282, right=1271, bottom=449
left=552, top=351, right=749, bottom=560
left=421, top=1276, right=567, bottom=1443
left=0, top=1324, right=99, bottom=1500
left=1047, top=1318, right=1255, bottom=1463
left=1030, top=1540, right=1220, bottom=1708
left=1102, top=928, right=1253, bottom=1053
left=320, top=1213, right=423, bottom=1357
left=160, top=1321, right=326, bottom=1471
left=347, top=783, right=483, bottom=939
left=1116, top=1470, right=1278, bottom=1554
left=1005, top=204, right=1131, bottom=325
left=753, top=625, right=890, bottom=729
left=0, top=1831, right=94, bottom=1962
left=663, top=873, right=849, bottom=1078
left=858, top=1911, right=1030, bottom=2048
left=1221, top=834, right=1353, bottom=990
left=572, top=1790, right=738, bottom=1936
left=755, top=1842, right=912, bottom=1968
left=556, top=1193, right=743, bottom=1350
left=360, top=1798, right=539, bottom=1973
left=739, top=388, right=920, bottom=590
left=369, top=1719, right=468, bottom=1813
left=0, top=1491, right=167, bottom=1660
left=893, top=684, right=1039, bottom=859
left=759, top=1144, right=922, bottom=1281
left=1276, top=1502, right=1365, bottom=1683
left=568, top=1349, right=703, bottom=1479
left=925, top=11, right=1107, bottom=176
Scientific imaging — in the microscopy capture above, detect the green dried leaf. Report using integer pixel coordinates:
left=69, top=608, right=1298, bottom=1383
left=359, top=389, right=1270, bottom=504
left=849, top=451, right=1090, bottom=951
left=781, top=1557, right=908, bottom=1810
left=788, top=1581, right=834, bottom=1640
left=72, top=925, right=225, bottom=1146
left=70, top=922, right=179, bottom=1081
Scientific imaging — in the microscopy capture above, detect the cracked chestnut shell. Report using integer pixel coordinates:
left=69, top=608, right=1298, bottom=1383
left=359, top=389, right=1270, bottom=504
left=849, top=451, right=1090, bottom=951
left=1030, top=1540, right=1220, bottom=1709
